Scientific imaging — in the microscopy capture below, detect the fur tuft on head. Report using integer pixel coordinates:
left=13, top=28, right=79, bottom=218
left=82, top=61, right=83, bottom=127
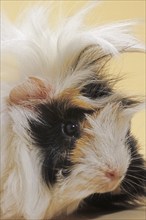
left=1, top=2, right=145, bottom=82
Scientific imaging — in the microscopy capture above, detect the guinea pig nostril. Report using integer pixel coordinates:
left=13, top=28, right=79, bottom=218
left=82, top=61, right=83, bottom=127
left=105, top=170, right=119, bottom=180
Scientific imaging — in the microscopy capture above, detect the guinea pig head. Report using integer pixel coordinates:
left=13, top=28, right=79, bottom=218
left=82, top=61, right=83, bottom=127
left=71, top=101, right=142, bottom=194
left=8, top=75, right=145, bottom=218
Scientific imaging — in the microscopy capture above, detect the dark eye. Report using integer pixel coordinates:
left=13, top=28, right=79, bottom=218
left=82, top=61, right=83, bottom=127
left=62, top=122, right=79, bottom=137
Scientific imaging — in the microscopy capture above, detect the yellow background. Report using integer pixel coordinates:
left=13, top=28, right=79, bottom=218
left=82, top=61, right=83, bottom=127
left=1, top=0, right=145, bottom=156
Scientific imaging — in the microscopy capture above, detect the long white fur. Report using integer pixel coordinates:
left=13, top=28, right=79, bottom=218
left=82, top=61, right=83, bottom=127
left=1, top=2, right=145, bottom=220
left=1, top=2, right=145, bottom=82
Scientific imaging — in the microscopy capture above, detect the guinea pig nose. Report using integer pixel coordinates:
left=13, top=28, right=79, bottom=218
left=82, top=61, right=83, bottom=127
left=105, top=170, right=119, bottom=180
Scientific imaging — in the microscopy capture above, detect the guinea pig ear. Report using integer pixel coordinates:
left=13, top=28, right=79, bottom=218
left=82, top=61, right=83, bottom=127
left=9, top=76, right=52, bottom=108
left=121, top=98, right=145, bottom=117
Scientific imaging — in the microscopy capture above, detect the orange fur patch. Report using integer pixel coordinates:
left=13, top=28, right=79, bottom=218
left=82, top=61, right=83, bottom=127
left=58, top=88, right=94, bottom=110
left=71, top=120, right=93, bottom=163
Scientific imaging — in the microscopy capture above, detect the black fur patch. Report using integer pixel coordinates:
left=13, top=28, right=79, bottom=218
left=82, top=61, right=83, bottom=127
left=29, top=101, right=92, bottom=185
left=122, top=134, right=146, bottom=197
left=121, top=97, right=141, bottom=108
left=81, top=81, right=113, bottom=99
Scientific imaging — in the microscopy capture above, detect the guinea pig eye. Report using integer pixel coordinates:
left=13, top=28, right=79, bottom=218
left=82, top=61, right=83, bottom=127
left=62, top=122, right=79, bottom=137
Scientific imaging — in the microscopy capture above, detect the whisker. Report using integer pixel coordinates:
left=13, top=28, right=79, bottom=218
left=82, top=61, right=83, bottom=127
left=124, top=178, right=145, bottom=189
left=123, top=180, right=139, bottom=194
left=127, top=169, right=145, bottom=173
left=131, top=154, right=143, bottom=158
left=131, top=157, right=144, bottom=161
left=121, top=179, right=143, bottom=201
left=121, top=184, right=138, bottom=201
left=128, top=165, right=145, bottom=169
left=126, top=174, right=145, bottom=182
left=129, top=149, right=143, bottom=157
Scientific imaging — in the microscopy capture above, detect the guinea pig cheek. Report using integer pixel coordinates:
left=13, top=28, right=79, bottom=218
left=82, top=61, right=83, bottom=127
left=70, top=129, right=130, bottom=194
left=94, top=144, right=130, bottom=193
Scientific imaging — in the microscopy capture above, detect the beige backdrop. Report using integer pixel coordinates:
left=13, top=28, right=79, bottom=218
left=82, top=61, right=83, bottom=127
left=1, top=0, right=145, bottom=157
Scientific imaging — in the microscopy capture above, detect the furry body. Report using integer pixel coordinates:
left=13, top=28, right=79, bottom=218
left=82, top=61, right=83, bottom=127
left=1, top=3, right=146, bottom=219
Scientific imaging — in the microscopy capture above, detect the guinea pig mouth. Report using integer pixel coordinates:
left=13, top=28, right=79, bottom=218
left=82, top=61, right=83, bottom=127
left=95, top=172, right=125, bottom=193
left=107, top=180, right=122, bottom=192
left=97, top=180, right=121, bottom=194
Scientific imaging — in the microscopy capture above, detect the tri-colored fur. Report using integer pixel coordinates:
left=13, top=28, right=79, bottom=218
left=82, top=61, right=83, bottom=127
left=1, top=2, right=145, bottom=220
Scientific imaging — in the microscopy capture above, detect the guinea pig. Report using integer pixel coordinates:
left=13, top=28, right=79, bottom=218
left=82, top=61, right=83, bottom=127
left=1, top=2, right=146, bottom=220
